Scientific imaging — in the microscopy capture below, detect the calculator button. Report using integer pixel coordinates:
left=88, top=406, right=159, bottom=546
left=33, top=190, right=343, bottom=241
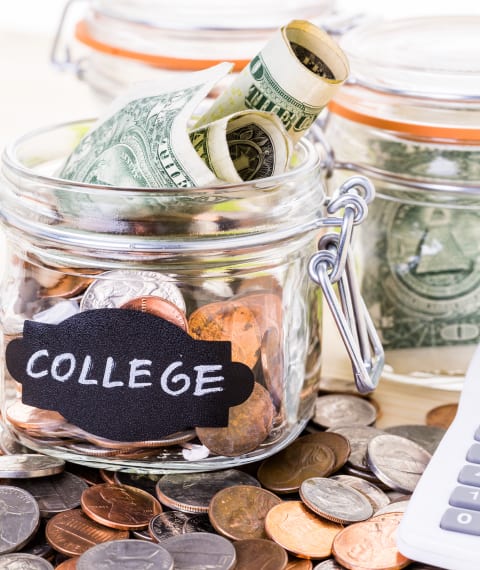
left=466, top=444, right=480, bottom=464
left=459, top=465, right=480, bottom=487
left=474, top=426, right=480, bottom=442
left=441, top=508, right=480, bottom=535
left=449, top=486, right=480, bottom=511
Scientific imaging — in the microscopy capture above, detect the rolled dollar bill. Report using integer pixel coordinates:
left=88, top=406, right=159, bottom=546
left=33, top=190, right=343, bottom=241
left=196, top=20, right=349, bottom=142
left=190, top=110, right=292, bottom=183
left=59, top=62, right=233, bottom=188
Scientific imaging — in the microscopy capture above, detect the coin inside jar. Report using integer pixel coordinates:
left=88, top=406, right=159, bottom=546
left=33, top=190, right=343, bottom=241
left=121, top=295, right=188, bottom=331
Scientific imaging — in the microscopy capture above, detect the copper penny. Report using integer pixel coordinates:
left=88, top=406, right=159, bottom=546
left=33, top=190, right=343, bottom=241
left=45, top=509, right=129, bottom=556
left=265, top=501, right=342, bottom=559
left=287, top=559, right=314, bottom=569
left=208, top=484, right=282, bottom=540
left=233, top=538, right=288, bottom=570
left=195, top=382, right=274, bottom=456
left=257, top=437, right=336, bottom=493
left=188, top=300, right=261, bottom=368
left=99, top=470, right=116, bottom=484
left=55, top=558, right=79, bottom=570
left=425, top=403, right=458, bottom=429
left=81, top=483, right=162, bottom=530
left=332, top=512, right=411, bottom=570
left=233, top=291, right=283, bottom=335
left=121, top=295, right=188, bottom=331
left=40, top=274, right=95, bottom=299
left=6, top=401, right=66, bottom=430
left=261, top=326, right=284, bottom=411
left=297, top=432, right=351, bottom=473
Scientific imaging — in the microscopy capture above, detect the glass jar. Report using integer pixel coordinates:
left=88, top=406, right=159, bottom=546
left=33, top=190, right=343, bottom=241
left=0, top=119, right=380, bottom=473
left=52, top=0, right=337, bottom=106
left=325, top=15, right=480, bottom=390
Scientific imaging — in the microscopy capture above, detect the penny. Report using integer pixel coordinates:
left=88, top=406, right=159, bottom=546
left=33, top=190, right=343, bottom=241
left=0, top=454, right=65, bottom=478
left=99, top=470, right=116, bottom=484
left=260, top=326, right=284, bottom=410
left=195, top=382, right=274, bottom=456
left=45, top=508, right=129, bottom=556
left=328, top=425, right=386, bottom=472
left=385, top=425, right=446, bottom=455
left=156, top=469, right=260, bottom=513
left=13, top=471, right=88, bottom=517
left=121, top=296, right=188, bottom=331
left=161, top=532, right=236, bottom=570
left=295, top=432, right=351, bottom=473
left=233, top=291, right=283, bottom=335
left=332, top=512, right=410, bottom=570
left=331, top=474, right=390, bottom=513
left=299, top=477, right=373, bottom=524
left=6, top=401, right=66, bottom=430
left=233, top=538, right=288, bottom=570
left=208, top=484, right=282, bottom=540
left=76, top=539, right=174, bottom=570
left=367, top=434, right=431, bottom=493
left=0, top=553, right=54, bottom=569
left=183, top=513, right=216, bottom=534
left=0, top=486, right=40, bottom=554
left=80, top=269, right=186, bottom=313
left=257, top=437, right=336, bottom=493
left=148, top=511, right=192, bottom=541
left=55, top=558, right=79, bottom=569
left=188, top=300, right=261, bottom=368
left=426, top=403, right=458, bottom=429
left=265, top=501, right=342, bottom=559
left=40, top=274, right=95, bottom=299
left=81, top=483, right=162, bottom=530
left=313, top=394, right=377, bottom=429
left=287, top=560, right=314, bottom=570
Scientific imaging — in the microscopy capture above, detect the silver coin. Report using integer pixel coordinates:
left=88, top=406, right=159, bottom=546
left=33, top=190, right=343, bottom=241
left=0, top=553, right=54, bottom=569
left=373, top=499, right=410, bottom=516
left=132, top=528, right=156, bottom=542
left=156, top=469, right=260, bottom=513
left=299, top=477, right=373, bottom=524
left=0, top=486, right=40, bottom=554
left=80, top=269, right=186, bottom=313
left=313, top=394, right=377, bottom=429
left=328, top=426, right=385, bottom=471
left=385, top=424, right=446, bottom=455
left=342, top=465, right=387, bottom=488
left=13, top=472, right=88, bottom=517
left=313, top=559, right=347, bottom=569
left=148, top=511, right=192, bottom=541
left=183, top=513, right=216, bottom=534
left=161, top=532, right=236, bottom=570
left=0, top=429, right=27, bottom=455
left=331, top=474, right=390, bottom=512
left=76, top=539, right=174, bottom=570
left=0, top=454, right=65, bottom=478
left=367, top=434, right=432, bottom=493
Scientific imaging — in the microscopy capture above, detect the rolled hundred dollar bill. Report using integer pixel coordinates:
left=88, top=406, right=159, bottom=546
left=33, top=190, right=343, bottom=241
left=196, top=20, right=350, bottom=142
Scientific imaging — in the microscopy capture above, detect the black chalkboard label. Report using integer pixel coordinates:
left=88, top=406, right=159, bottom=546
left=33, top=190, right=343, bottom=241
left=5, top=309, right=255, bottom=442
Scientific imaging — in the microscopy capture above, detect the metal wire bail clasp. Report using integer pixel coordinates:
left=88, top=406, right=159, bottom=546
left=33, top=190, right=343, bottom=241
left=309, top=177, right=384, bottom=393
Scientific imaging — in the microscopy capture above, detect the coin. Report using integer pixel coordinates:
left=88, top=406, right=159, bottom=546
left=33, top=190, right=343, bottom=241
left=6, top=401, right=66, bottom=430
left=195, top=382, right=274, bottom=456
left=80, top=269, right=186, bottom=313
left=208, top=484, right=282, bottom=540
left=0, top=486, right=40, bottom=554
left=332, top=512, right=410, bottom=570
left=265, top=501, right=342, bottom=559
left=40, top=274, right=95, bottom=299
left=287, top=560, right=314, bottom=570
left=45, top=508, right=129, bottom=556
left=257, top=437, right=336, bottom=493
left=183, top=513, right=216, bottom=534
left=113, top=472, right=161, bottom=496
left=367, top=434, right=431, bottom=493
left=295, top=432, right=351, bottom=473
left=233, top=291, right=283, bottom=335
left=0, top=553, right=54, bottom=569
left=313, top=560, right=346, bottom=569
left=374, top=499, right=410, bottom=516
left=425, top=403, right=458, bottom=429
left=233, top=538, right=288, bottom=570
left=156, top=469, right=260, bottom=513
left=0, top=428, right=27, bottom=455
left=161, top=532, right=236, bottom=570
left=328, top=426, right=386, bottom=472
left=81, top=483, right=162, bottom=530
left=148, top=511, right=192, bottom=541
left=313, top=394, right=377, bottom=429
left=260, top=326, right=284, bottom=410
left=385, top=425, right=446, bottom=455
left=188, top=300, right=261, bottom=368
left=76, top=539, right=174, bottom=570
left=121, top=296, right=188, bottom=331
left=55, top=558, right=79, bottom=569
left=331, top=474, right=390, bottom=513
left=300, top=477, right=373, bottom=524
left=0, top=454, right=65, bottom=478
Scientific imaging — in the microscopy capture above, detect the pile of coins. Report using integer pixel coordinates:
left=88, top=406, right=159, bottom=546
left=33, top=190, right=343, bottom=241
left=0, top=393, right=455, bottom=569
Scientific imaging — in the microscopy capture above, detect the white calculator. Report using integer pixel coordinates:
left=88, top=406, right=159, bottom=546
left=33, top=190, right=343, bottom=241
left=398, top=343, right=480, bottom=570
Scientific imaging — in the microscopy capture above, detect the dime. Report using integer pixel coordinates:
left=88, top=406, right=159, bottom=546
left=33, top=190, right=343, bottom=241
left=328, top=425, right=386, bottom=472
left=45, top=508, right=129, bottom=556
left=331, top=474, right=390, bottom=513
left=80, top=269, right=186, bottom=313
left=367, top=434, right=431, bottom=493
left=300, top=477, right=373, bottom=524
left=0, top=553, right=54, bottom=569
left=208, top=484, right=282, bottom=540
left=13, top=472, right=88, bottom=517
left=313, top=394, right=377, bottom=429
left=148, top=511, right=192, bottom=541
left=265, top=501, right=342, bottom=559
left=81, top=483, right=162, bottom=530
left=313, top=560, right=346, bottom=569
left=76, top=539, right=174, bottom=570
left=332, top=512, right=410, bottom=570
left=0, top=454, right=65, bottom=478
left=188, top=300, right=261, bottom=368
left=425, top=403, right=458, bottom=429
left=385, top=424, right=446, bottom=455
left=195, top=382, right=274, bottom=456
left=121, top=296, right=188, bottom=331
left=156, top=469, right=260, bottom=513
left=257, top=436, right=336, bottom=493
left=0, top=486, right=40, bottom=554
left=234, top=538, right=288, bottom=570
left=183, top=513, right=216, bottom=534
left=161, top=532, right=236, bottom=570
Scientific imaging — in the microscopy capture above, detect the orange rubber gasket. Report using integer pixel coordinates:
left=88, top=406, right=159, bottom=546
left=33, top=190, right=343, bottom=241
left=75, top=20, right=249, bottom=72
left=329, top=100, right=480, bottom=143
